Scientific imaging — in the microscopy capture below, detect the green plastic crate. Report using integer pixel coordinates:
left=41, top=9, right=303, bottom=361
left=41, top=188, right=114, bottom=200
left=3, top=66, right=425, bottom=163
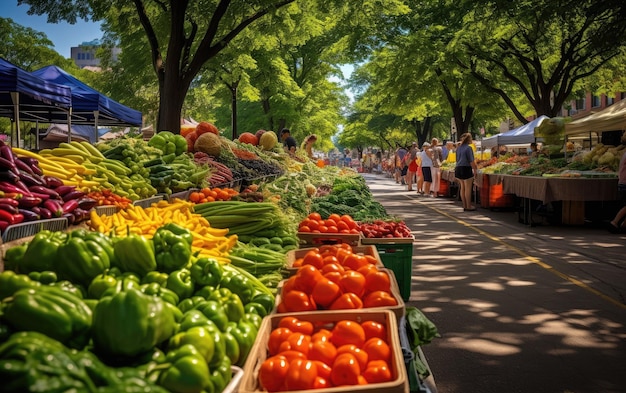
left=362, top=237, right=414, bottom=301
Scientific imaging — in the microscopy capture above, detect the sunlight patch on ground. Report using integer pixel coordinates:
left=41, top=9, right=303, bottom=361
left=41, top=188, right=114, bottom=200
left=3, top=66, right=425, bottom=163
left=443, top=337, right=521, bottom=355
left=454, top=299, right=498, bottom=311
left=417, top=275, right=468, bottom=282
left=470, top=282, right=506, bottom=291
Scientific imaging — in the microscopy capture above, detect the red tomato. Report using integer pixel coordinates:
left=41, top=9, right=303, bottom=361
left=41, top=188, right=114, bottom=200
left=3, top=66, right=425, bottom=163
left=282, top=290, right=316, bottom=312
left=330, top=353, right=360, bottom=386
left=259, top=355, right=289, bottom=392
left=363, top=290, right=398, bottom=308
left=361, top=337, right=391, bottom=362
left=278, top=317, right=314, bottom=335
left=330, top=320, right=366, bottom=348
left=362, top=360, right=393, bottom=383
left=285, top=359, right=318, bottom=391
left=329, top=293, right=363, bottom=311
left=268, top=327, right=293, bottom=355
left=361, top=321, right=387, bottom=341
left=309, top=340, right=338, bottom=366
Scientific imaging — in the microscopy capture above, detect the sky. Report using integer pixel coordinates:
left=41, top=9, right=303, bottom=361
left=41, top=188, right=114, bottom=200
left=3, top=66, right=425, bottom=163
left=1, top=1, right=103, bottom=58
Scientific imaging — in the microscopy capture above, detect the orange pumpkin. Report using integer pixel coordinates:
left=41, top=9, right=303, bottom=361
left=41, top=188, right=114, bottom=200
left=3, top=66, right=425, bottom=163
left=238, top=132, right=259, bottom=146
left=196, top=121, right=219, bottom=136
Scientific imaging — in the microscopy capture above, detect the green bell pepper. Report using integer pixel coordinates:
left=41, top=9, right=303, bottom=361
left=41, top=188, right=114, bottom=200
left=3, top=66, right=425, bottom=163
left=244, top=301, right=268, bottom=318
left=222, top=330, right=241, bottom=365
left=166, top=268, right=195, bottom=300
left=141, top=282, right=180, bottom=306
left=189, top=257, right=222, bottom=287
left=0, top=270, right=40, bottom=300
left=193, top=285, right=216, bottom=299
left=92, top=287, right=177, bottom=358
left=19, top=230, right=66, bottom=273
left=178, top=296, right=207, bottom=314
left=208, top=287, right=244, bottom=323
left=1, top=286, right=93, bottom=349
left=157, top=344, right=212, bottom=393
left=113, top=233, right=157, bottom=277
left=179, top=309, right=211, bottom=332
left=197, top=300, right=229, bottom=332
left=210, top=355, right=232, bottom=392
left=251, top=293, right=276, bottom=314
left=2, top=242, right=28, bottom=272
left=219, top=269, right=253, bottom=304
left=141, top=271, right=169, bottom=286
left=153, top=224, right=193, bottom=273
left=87, top=272, right=118, bottom=299
left=226, top=319, right=257, bottom=367
left=55, top=233, right=111, bottom=287
left=241, top=312, right=263, bottom=331
left=50, top=279, right=86, bottom=298
left=27, top=270, right=58, bottom=285
left=168, top=326, right=215, bottom=364
left=173, top=135, right=188, bottom=156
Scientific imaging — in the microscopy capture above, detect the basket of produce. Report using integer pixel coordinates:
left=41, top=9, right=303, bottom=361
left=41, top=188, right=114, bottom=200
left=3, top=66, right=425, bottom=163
left=132, top=195, right=164, bottom=209
left=240, top=310, right=407, bottom=393
left=1, top=217, right=68, bottom=243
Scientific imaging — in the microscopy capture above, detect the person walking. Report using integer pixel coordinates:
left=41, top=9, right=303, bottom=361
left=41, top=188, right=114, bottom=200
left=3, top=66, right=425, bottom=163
left=406, top=142, right=419, bottom=191
left=455, top=133, right=478, bottom=211
left=430, top=138, right=444, bottom=197
left=395, top=146, right=408, bottom=185
left=420, top=142, right=433, bottom=196
left=608, top=131, right=626, bottom=233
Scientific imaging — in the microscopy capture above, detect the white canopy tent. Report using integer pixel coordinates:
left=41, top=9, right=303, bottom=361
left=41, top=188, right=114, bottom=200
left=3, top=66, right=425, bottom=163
left=564, top=99, right=626, bottom=136
left=482, top=115, right=549, bottom=150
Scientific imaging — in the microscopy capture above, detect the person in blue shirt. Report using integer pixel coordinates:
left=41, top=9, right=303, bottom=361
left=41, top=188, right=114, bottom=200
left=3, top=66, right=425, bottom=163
left=281, top=128, right=297, bottom=155
left=455, top=133, right=479, bottom=211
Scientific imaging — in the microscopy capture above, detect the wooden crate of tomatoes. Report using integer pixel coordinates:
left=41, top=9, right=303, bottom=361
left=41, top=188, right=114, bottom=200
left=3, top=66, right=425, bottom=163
left=297, top=213, right=362, bottom=246
left=274, top=243, right=405, bottom=319
left=240, top=310, right=408, bottom=393
left=285, top=244, right=383, bottom=274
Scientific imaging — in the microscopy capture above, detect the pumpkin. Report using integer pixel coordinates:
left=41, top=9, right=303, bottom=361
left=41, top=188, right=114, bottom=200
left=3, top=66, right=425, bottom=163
left=196, top=121, right=219, bottom=136
left=238, top=132, right=259, bottom=146
left=259, top=131, right=278, bottom=150
left=194, top=133, right=221, bottom=156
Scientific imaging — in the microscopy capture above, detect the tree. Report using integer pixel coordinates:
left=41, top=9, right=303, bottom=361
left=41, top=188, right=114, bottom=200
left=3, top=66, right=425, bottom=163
left=454, top=0, right=626, bottom=123
left=20, top=0, right=298, bottom=134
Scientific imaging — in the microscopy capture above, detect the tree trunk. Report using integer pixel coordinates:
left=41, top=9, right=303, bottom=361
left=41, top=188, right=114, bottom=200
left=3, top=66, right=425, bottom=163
left=157, top=74, right=187, bottom=134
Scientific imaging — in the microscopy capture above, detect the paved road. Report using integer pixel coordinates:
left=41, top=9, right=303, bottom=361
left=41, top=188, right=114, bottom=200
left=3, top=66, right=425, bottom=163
left=362, top=172, right=626, bottom=393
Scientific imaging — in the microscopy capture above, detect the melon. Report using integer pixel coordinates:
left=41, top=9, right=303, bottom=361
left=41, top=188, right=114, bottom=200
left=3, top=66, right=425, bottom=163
left=259, top=131, right=278, bottom=150
left=238, top=132, right=259, bottom=146
left=194, top=133, right=221, bottom=156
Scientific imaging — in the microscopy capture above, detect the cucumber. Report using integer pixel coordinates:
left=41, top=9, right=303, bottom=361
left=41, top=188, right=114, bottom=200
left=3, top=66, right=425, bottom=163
left=281, top=237, right=298, bottom=246
left=260, top=243, right=284, bottom=252
left=250, top=237, right=271, bottom=246
left=269, top=237, right=283, bottom=246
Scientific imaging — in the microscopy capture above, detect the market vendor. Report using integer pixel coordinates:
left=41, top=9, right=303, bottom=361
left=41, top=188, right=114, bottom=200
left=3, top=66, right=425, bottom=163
left=529, top=142, right=540, bottom=157
left=281, top=128, right=297, bottom=155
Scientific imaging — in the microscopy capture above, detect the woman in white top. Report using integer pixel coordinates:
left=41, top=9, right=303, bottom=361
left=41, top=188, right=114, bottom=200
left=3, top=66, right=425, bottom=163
left=420, top=142, right=433, bottom=196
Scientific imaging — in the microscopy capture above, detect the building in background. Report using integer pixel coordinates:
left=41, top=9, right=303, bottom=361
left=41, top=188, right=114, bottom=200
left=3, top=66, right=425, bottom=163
left=70, top=39, right=120, bottom=69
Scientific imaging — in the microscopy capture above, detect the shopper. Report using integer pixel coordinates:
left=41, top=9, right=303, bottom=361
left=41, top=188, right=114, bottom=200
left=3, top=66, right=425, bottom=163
left=430, top=138, right=444, bottom=197
left=395, top=146, right=408, bottom=184
left=406, top=142, right=419, bottom=191
left=455, top=133, right=478, bottom=211
left=420, top=142, right=433, bottom=197
left=281, top=129, right=297, bottom=155
left=608, top=131, right=626, bottom=233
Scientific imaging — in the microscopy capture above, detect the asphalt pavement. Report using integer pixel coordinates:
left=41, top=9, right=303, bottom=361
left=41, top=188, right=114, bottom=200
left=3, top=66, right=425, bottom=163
left=362, top=172, right=626, bottom=393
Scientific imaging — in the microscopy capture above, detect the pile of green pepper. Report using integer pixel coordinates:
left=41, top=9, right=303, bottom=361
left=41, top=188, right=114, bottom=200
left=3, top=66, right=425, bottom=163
left=0, top=223, right=277, bottom=393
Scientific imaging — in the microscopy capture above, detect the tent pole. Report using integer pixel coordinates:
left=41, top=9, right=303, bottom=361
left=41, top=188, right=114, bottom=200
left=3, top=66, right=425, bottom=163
left=11, top=92, right=20, bottom=148
left=67, top=108, right=72, bottom=143
left=94, top=110, right=100, bottom=143
left=35, top=121, right=40, bottom=151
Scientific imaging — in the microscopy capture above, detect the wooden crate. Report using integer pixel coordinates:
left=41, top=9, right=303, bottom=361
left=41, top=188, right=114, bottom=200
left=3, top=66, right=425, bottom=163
left=240, top=310, right=408, bottom=393
left=297, top=231, right=361, bottom=247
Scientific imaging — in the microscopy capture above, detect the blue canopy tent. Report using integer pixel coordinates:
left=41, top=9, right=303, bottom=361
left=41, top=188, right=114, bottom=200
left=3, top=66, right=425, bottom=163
left=31, top=65, right=142, bottom=141
left=482, top=115, right=549, bottom=150
left=0, top=57, right=73, bottom=146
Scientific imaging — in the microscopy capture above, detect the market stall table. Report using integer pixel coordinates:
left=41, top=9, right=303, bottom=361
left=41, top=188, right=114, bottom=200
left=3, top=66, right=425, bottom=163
left=487, top=174, right=619, bottom=225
